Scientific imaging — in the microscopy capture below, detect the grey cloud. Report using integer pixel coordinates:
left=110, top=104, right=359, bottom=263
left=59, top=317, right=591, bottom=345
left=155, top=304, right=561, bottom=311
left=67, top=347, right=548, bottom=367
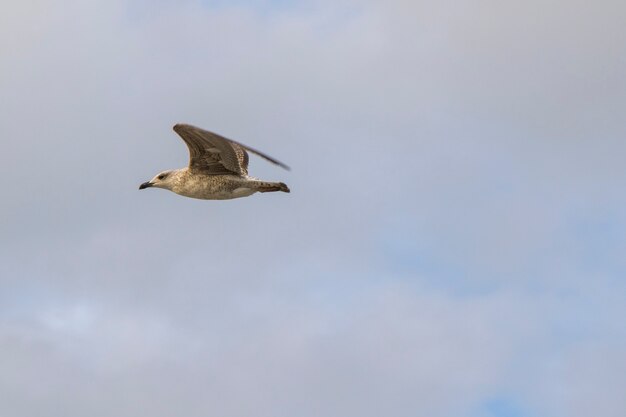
left=1, top=1, right=625, bottom=416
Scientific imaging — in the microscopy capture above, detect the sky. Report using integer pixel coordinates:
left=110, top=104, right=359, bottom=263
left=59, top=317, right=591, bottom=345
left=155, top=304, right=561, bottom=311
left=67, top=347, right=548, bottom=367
left=1, top=0, right=625, bottom=416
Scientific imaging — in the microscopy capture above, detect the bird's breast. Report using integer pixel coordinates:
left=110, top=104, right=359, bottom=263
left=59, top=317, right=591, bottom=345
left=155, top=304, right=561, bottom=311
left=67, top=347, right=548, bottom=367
left=172, top=175, right=252, bottom=200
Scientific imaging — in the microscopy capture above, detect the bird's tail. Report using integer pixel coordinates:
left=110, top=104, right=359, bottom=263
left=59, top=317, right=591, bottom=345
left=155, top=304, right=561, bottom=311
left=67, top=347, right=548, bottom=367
left=258, top=182, right=290, bottom=193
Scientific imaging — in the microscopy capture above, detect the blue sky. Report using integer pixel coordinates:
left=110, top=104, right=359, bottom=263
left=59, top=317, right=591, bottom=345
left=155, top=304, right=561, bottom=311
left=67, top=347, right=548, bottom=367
left=1, top=1, right=625, bottom=416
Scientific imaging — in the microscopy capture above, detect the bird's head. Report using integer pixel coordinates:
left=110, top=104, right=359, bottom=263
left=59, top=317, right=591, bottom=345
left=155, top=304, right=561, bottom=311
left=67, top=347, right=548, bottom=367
left=139, top=170, right=176, bottom=191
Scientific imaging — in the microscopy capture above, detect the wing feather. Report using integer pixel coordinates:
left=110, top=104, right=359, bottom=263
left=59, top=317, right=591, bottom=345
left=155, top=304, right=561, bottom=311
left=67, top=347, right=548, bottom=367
left=173, top=124, right=290, bottom=176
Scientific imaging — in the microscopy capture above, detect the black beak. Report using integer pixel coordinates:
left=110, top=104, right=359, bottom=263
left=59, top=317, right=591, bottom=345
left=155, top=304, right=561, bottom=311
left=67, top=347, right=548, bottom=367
left=139, top=181, right=153, bottom=190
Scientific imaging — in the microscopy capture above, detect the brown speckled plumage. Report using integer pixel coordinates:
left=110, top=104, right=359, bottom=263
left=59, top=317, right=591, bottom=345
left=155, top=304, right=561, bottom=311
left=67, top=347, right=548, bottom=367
left=139, top=124, right=290, bottom=200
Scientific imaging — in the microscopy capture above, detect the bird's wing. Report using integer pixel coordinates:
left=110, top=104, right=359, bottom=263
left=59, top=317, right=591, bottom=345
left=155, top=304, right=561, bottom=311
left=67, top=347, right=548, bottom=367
left=173, top=124, right=290, bottom=176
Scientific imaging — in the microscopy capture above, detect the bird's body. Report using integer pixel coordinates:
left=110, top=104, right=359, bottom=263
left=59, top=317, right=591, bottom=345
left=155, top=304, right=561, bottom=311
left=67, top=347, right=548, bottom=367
left=139, top=124, right=290, bottom=200
left=157, top=168, right=289, bottom=200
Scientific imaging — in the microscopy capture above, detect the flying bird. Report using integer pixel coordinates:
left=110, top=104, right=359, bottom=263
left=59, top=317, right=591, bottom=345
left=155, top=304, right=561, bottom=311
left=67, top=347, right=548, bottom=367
left=139, top=124, right=290, bottom=200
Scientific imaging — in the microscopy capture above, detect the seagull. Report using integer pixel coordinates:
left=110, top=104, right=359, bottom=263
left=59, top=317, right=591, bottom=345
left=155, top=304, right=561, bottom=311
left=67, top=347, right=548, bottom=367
left=139, top=124, right=290, bottom=200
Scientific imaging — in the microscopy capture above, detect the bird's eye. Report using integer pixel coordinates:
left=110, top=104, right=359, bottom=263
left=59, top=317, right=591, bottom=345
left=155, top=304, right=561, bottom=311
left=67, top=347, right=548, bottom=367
left=157, top=174, right=165, bottom=180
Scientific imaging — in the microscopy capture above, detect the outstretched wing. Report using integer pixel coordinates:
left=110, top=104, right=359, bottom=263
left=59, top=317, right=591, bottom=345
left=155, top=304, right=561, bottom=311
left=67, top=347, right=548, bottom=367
left=173, top=124, right=290, bottom=176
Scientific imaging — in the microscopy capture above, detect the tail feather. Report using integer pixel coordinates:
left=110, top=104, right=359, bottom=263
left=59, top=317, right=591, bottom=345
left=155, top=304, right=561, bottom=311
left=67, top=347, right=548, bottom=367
left=258, top=182, right=290, bottom=193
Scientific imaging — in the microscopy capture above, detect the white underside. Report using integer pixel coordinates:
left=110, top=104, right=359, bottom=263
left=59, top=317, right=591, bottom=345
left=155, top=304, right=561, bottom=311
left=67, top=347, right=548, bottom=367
left=230, top=187, right=257, bottom=198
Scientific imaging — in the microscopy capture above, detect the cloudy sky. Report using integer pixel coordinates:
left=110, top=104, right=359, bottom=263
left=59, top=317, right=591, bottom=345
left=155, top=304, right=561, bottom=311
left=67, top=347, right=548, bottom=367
left=1, top=0, right=625, bottom=416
